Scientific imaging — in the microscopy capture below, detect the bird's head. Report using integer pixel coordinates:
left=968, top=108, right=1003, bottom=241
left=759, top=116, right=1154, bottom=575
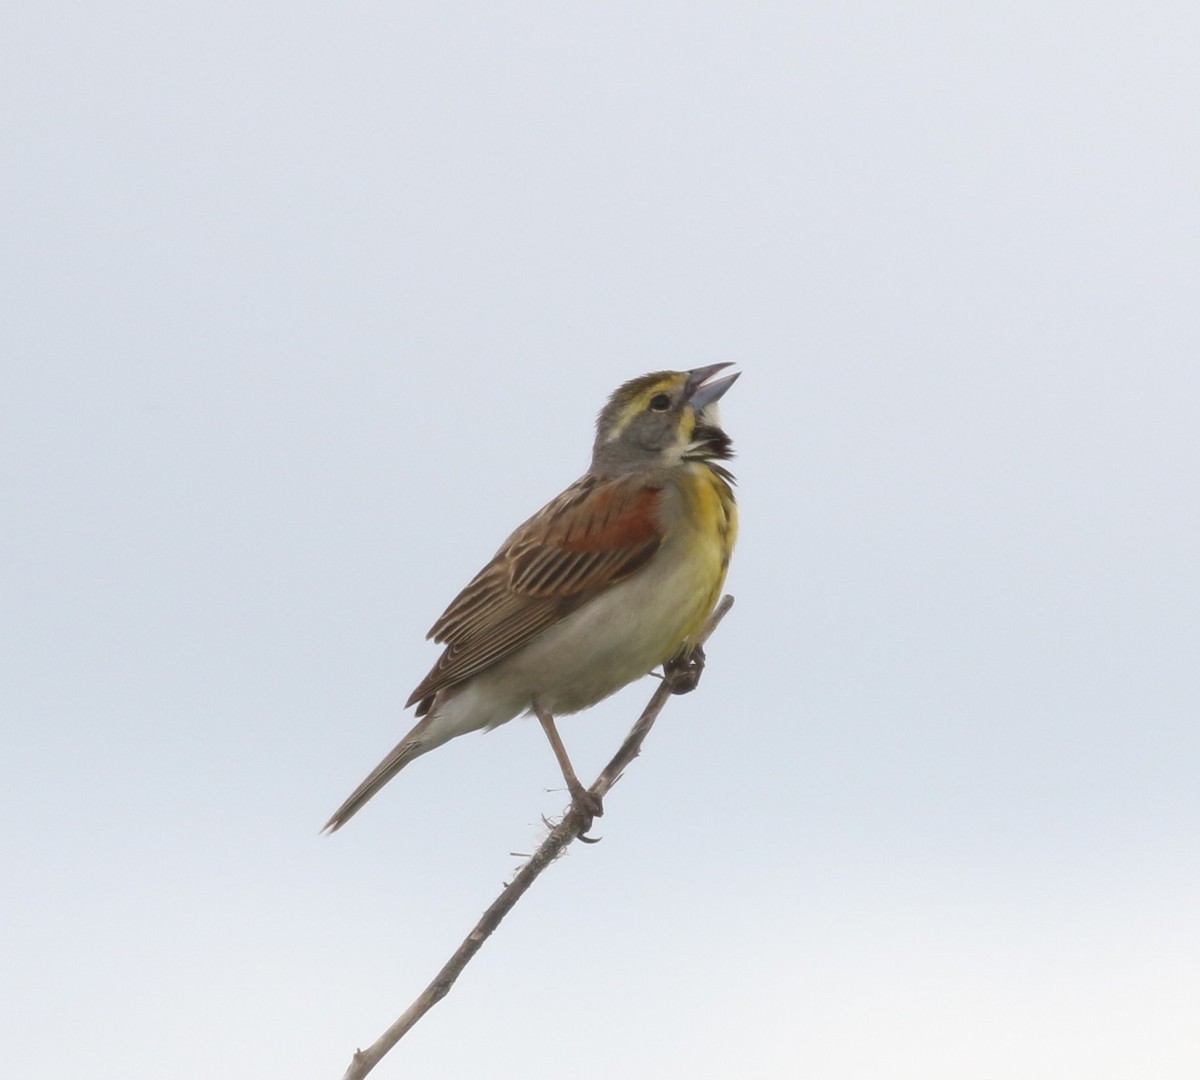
left=591, top=363, right=739, bottom=475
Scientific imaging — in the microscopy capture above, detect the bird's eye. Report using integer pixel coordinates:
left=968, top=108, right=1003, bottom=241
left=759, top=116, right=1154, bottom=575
left=649, top=393, right=671, bottom=412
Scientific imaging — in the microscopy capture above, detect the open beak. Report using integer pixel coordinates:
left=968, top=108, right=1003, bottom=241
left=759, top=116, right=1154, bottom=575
left=686, top=362, right=740, bottom=410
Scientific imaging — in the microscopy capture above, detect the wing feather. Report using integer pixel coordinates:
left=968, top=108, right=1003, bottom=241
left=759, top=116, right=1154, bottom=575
left=405, top=476, right=662, bottom=709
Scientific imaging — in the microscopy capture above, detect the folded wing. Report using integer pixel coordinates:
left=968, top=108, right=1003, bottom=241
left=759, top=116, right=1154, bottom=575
left=406, top=475, right=663, bottom=712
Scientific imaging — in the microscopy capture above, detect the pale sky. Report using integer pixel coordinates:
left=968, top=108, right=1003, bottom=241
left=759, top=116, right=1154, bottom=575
left=3, top=4, right=1198, bottom=1078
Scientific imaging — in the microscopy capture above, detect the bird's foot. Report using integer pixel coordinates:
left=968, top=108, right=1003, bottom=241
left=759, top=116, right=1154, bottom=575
left=567, top=781, right=604, bottom=841
left=663, top=644, right=706, bottom=694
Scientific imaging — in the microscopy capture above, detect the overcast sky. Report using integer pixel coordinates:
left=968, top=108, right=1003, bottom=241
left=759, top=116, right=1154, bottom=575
left=3, top=3, right=1198, bottom=1078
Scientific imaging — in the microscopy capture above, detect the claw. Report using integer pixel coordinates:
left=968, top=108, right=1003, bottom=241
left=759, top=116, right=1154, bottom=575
left=663, top=644, right=706, bottom=694
left=567, top=782, right=604, bottom=840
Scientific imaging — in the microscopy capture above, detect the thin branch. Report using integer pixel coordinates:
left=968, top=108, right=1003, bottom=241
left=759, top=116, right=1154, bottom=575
left=337, top=594, right=735, bottom=1080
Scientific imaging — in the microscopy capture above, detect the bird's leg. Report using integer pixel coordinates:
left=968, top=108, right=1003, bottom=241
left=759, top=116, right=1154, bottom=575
left=533, top=703, right=604, bottom=831
left=663, top=643, right=706, bottom=694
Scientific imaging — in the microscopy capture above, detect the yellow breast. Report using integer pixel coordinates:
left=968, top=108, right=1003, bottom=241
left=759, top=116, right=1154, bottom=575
left=669, top=463, right=738, bottom=648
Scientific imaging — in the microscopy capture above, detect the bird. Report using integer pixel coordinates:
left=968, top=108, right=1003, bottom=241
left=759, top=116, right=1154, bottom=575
left=323, top=364, right=739, bottom=834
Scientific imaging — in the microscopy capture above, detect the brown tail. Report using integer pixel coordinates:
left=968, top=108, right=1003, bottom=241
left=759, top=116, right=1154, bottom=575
left=322, top=724, right=434, bottom=833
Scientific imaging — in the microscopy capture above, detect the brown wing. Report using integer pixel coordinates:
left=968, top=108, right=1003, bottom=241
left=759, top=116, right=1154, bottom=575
left=405, top=475, right=663, bottom=711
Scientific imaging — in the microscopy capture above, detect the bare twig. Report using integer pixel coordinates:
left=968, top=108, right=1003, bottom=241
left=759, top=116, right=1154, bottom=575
left=337, top=594, right=734, bottom=1080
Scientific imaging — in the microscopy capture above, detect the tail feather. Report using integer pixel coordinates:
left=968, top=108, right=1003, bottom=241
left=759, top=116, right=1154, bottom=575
left=323, top=682, right=513, bottom=833
left=322, top=721, right=438, bottom=833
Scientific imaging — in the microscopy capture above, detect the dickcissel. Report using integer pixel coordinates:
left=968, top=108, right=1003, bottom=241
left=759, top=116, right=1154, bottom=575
left=323, top=364, right=739, bottom=833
